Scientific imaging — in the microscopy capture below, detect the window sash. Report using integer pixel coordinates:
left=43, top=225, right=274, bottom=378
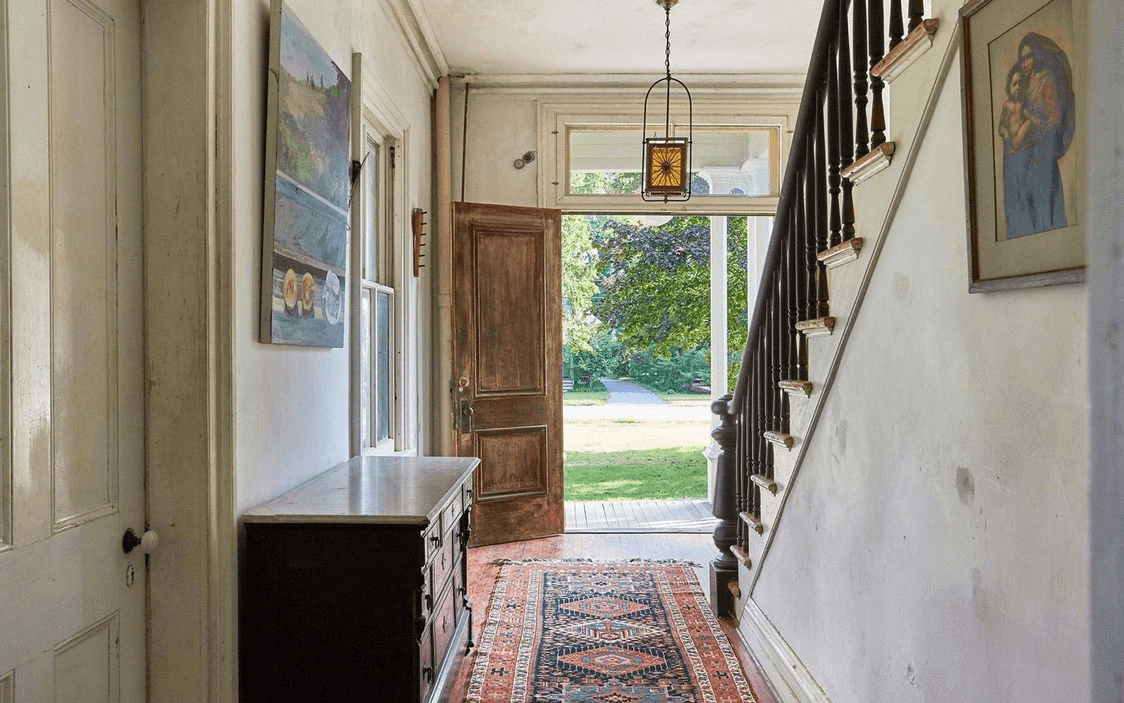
left=353, top=119, right=398, bottom=455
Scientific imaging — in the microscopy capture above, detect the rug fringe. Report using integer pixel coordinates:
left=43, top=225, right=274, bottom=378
left=491, top=557, right=701, bottom=567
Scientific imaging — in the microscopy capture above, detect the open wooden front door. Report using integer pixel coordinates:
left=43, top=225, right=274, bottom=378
left=453, top=202, right=563, bottom=546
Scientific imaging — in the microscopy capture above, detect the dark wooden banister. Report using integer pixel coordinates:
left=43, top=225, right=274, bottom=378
left=727, top=0, right=842, bottom=416
left=709, top=0, right=925, bottom=616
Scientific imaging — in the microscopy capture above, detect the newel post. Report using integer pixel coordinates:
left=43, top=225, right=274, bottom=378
left=709, top=394, right=739, bottom=617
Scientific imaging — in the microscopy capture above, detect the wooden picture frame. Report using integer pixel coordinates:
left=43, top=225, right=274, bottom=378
left=960, top=0, right=1085, bottom=292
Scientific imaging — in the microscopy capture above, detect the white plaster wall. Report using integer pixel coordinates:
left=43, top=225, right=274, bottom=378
left=751, top=50, right=1090, bottom=703
left=1086, top=2, right=1124, bottom=700
left=232, top=0, right=436, bottom=511
left=450, top=88, right=540, bottom=207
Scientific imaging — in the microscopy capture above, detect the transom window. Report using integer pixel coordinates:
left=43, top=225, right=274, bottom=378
left=541, top=100, right=793, bottom=216
left=567, top=126, right=778, bottom=198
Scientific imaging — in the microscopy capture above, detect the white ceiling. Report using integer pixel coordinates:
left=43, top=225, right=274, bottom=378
left=414, top=0, right=823, bottom=80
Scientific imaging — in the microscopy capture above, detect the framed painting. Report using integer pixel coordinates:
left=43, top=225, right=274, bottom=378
left=260, top=0, right=351, bottom=345
left=960, top=0, right=1085, bottom=292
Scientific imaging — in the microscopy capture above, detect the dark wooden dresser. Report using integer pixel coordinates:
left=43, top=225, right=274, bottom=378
left=240, top=455, right=479, bottom=702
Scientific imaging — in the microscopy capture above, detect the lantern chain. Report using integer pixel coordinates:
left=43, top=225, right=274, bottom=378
left=664, top=3, right=672, bottom=79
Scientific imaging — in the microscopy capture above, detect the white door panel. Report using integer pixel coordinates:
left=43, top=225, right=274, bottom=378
left=2, top=0, right=145, bottom=700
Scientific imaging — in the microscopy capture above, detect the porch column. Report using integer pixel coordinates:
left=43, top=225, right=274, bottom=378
left=706, top=216, right=728, bottom=504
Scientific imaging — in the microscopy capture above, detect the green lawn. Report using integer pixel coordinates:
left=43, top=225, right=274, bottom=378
left=564, top=447, right=706, bottom=500
left=655, top=391, right=712, bottom=405
left=562, top=388, right=609, bottom=405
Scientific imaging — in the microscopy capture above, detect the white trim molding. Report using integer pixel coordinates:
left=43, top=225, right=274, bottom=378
left=384, top=0, right=448, bottom=87
left=738, top=599, right=832, bottom=703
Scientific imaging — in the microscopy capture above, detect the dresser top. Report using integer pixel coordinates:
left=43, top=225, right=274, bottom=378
left=241, top=455, right=479, bottom=525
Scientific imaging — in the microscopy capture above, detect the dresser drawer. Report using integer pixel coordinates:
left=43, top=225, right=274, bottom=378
left=424, top=520, right=442, bottom=562
left=419, top=626, right=434, bottom=703
left=441, top=498, right=460, bottom=538
left=452, top=559, right=466, bottom=622
left=431, top=583, right=457, bottom=663
left=430, top=528, right=455, bottom=595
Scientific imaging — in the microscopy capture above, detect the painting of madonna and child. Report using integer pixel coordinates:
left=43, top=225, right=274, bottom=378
left=989, top=0, right=1077, bottom=243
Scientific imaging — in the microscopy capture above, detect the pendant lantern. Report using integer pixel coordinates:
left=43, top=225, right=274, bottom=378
left=642, top=0, right=693, bottom=202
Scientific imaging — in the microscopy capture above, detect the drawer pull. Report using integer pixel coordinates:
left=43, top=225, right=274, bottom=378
left=442, top=615, right=449, bottom=633
left=423, top=666, right=434, bottom=684
left=441, top=551, right=447, bottom=569
left=425, top=593, right=433, bottom=611
left=430, top=534, right=441, bottom=547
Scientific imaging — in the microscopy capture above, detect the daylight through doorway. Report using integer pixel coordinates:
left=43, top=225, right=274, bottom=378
left=560, top=213, right=768, bottom=532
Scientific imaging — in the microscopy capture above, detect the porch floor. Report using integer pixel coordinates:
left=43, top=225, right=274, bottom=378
left=565, top=498, right=718, bottom=533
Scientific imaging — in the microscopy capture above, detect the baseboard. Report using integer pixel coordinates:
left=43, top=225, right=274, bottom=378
left=737, top=598, right=832, bottom=703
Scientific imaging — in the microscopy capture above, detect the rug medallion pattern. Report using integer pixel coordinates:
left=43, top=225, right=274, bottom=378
left=466, top=560, right=757, bottom=702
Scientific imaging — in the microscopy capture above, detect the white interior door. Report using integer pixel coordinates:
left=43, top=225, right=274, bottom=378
left=0, top=0, right=146, bottom=700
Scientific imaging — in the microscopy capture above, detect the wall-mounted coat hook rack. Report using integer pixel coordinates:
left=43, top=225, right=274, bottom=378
left=412, top=208, right=427, bottom=277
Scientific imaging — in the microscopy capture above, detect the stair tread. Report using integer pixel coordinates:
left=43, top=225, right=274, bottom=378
left=778, top=379, right=813, bottom=397
left=739, top=511, right=764, bottom=535
left=763, top=430, right=794, bottom=449
left=750, top=474, right=778, bottom=494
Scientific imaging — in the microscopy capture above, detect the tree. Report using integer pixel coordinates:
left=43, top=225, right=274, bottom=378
left=561, top=216, right=601, bottom=353
left=592, top=216, right=748, bottom=362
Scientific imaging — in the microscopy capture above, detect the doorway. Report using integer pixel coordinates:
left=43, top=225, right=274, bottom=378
left=560, top=213, right=768, bottom=533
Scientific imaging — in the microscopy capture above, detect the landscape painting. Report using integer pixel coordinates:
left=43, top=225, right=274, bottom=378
left=260, top=0, right=351, bottom=346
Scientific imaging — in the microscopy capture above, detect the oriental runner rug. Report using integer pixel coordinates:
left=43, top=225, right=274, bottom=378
left=465, top=559, right=757, bottom=703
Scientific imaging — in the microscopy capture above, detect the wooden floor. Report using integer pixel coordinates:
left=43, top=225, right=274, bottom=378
left=450, top=533, right=777, bottom=703
left=565, top=498, right=719, bottom=533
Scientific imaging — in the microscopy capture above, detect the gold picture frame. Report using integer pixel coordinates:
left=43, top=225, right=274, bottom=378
left=960, top=0, right=1085, bottom=292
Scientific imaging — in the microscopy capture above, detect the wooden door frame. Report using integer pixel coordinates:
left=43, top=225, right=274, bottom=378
left=142, top=0, right=237, bottom=700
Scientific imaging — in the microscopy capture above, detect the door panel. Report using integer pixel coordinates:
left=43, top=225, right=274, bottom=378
left=50, top=0, right=119, bottom=529
left=477, top=429, right=548, bottom=497
left=1, top=0, right=145, bottom=699
left=453, top=202, right=563, bottom=546
left=474, top=231, right=544, bottom=393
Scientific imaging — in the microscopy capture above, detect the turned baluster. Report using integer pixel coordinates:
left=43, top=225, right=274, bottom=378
left=747, top=345, right=760, bottom=523
left=838, top=0, right=857, bottom=241
left=908, top=0, right=924, bottom=32
left=803, top=141, right=818, bottom=322
left=852, top=0, right=869, bottom=157
left=776, top=246, right=791, bottom=434
left=889, top=0, right=905, bottom=49
left=814, top=97, right=831, bottom=318
left=785, top=220, right=801, bottom=383
left=827, top=42, right=842, bottom=249
left=759, top=339, right=768, bottom=481
left=792, top=187, right=809, bottom=381
left=869, top=0, right=887, bottom=148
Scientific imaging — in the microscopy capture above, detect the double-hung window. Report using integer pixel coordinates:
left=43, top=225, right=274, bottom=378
left=352, top=121, right=397, bottom=454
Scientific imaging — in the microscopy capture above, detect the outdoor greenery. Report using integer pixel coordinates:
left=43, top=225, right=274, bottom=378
left=561, top=213, right=750, bottom=392
left=564, top=448, right=707, bottom=500
left=562, top=388, right=609, bottom=406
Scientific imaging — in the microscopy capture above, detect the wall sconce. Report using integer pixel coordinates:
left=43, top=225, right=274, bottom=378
left=513, top=150, right=536, bottom=169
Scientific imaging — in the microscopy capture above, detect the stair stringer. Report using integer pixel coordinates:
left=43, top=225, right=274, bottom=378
left=727, top=14, right=965, bottom=690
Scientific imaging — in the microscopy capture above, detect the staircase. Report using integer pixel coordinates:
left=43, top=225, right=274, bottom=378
left=707, top=0, right=949, bottom=619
